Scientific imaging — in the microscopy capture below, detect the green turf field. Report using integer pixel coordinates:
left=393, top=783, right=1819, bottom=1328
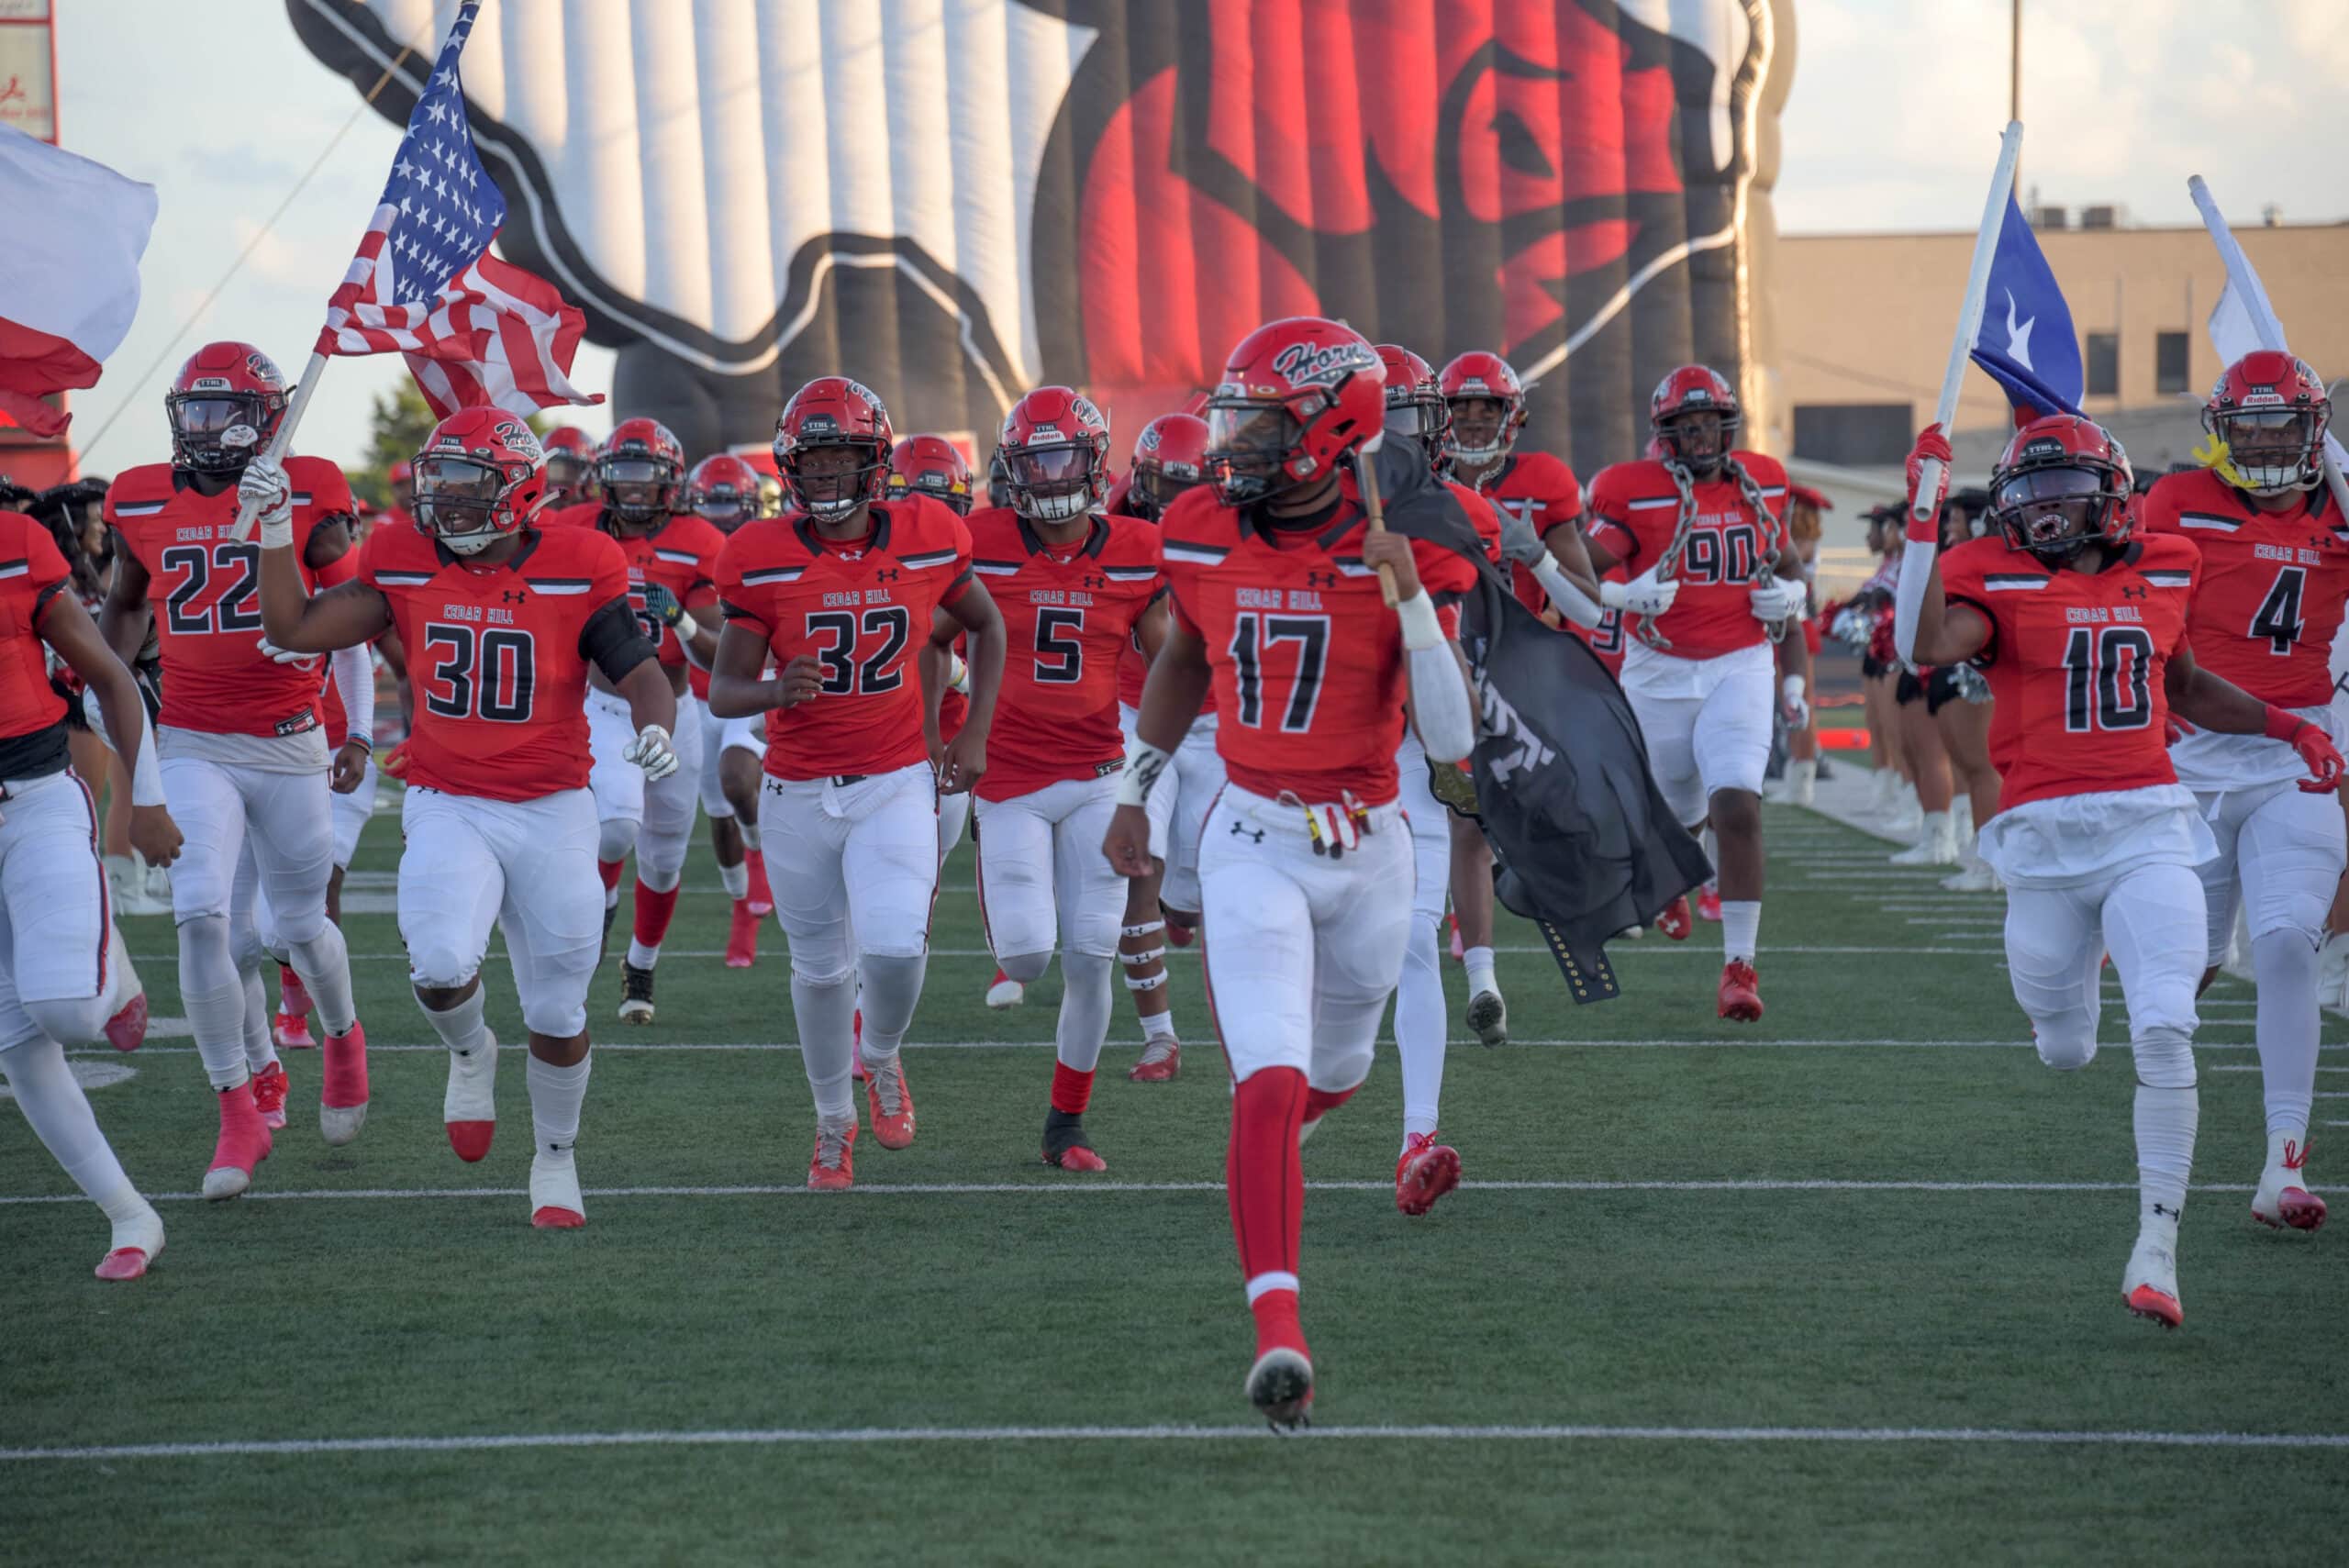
left=5, top=790, right=2346, bottom=1564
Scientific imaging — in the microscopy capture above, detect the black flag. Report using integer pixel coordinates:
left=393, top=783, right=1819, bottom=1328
left=1370, top=439, right=1712, bottom=1003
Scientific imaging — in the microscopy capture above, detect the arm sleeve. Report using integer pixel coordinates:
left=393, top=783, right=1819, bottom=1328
left=578, top=596, right=661, bottom=684
left=330, top=643, right=375, bottom=747
left=1407, top=639, right=1475, bottom=763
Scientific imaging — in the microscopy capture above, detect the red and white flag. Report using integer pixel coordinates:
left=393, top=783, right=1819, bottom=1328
left=0, top=127, right=158, bottom=439
left=314, top=0, right=598, bottom=421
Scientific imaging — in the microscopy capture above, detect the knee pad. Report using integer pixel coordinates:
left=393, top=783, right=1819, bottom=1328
left=178, top=911, right=239, bottom=986
left=632, top=839, right=687, bottom=894
left=857, top=952, right=927, bottom=1033
left=1308, top=1039, right=1375, bottom=1097
left=406, top=933, right=485, bottom=992
left=24, top=995, right=115, bottom=1051
left=2132, top=1025, right=2197, bottom=1090
left=998, top=949, right=1052, bottom=985
left=230, top=919, right=273, bottom=976
left=2252, top=927, right=2321, bottom=992
left=2031, top=1015, right=2099, bottom=1073
left=597, top=818, right=639, bottom=865
left=519, top=992, right=588, bottom=1041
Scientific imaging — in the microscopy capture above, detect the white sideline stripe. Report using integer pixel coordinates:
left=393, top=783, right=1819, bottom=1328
left=5, top=1422, right=2343, bottom=1462
left=116, top=944, right=2011, bottom=963
left=4, top=1176, right=2335, bottom=1209
left=2214, top=1064, right=2349, bottom=1073
left=69, top=1037, right=2345, bottom=1059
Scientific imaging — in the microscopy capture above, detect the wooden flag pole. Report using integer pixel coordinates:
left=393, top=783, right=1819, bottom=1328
left=1351, top=444, right=1402, bottom=608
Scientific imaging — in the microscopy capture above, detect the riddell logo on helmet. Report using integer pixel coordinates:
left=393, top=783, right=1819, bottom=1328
left=1270, top=339, right=1379, bottom=391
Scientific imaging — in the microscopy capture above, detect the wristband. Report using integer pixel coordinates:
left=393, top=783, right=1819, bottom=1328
left=1782, top=674, right=1807, bottom=703
left=2262, top=705, right=2310, bottom=744
left=128, top=717, right=166, bottom=807
left=1396, top=589, right=1444, bottom=652
left=1116, top=737, right=1172, bottom=807
left=256, top=513, right=295, bottom=550
left=1598, top=578, right=1629, bottom=611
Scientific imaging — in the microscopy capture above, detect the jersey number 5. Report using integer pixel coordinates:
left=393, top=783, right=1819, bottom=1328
left=1034, top=606, right=1085, bottom=684
left=806, top=606, right=910, bottom=695
left=2252, top=565, right=2306, bottom=656
left=2062, top=624, right=2154, bottom=734
left=1229, top=612, right=1329, bottom=732
left=422, top=622, right=537, bottom=723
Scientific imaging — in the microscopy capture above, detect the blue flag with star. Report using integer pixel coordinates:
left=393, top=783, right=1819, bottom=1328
left=371, top=0, right=501, bottom=309
left=1967, top=192, right=2084, bottom=419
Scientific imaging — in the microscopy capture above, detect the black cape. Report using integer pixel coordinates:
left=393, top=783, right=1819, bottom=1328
left=1367, top=439, right=1713, bottom=1003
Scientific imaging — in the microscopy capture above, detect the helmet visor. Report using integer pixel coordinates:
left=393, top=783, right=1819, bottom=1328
left=2216, top=407, right=2319, bottom=466
left=413, top=455, right=511, bottom=539
left=1993, top=464, right=2107, bottom=553
left=1206, top=400, right=1298, bottom=501
left=169, top=395, right=263, bottom=438
left=1658, top=409, right=1729, bottom=462
left=1384, top=394, right=1447, bottom=441
left=1007, top=444, right=1093, bottom=492
left=692, top=487, right=754, bottom=528
left=545, top=450, right=590, bottom=489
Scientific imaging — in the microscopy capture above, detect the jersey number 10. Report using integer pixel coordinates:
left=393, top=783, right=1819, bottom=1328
left=2062, top=624, right=2154, bottom=734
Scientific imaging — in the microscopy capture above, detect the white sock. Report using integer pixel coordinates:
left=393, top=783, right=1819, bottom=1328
left=2134, top=1083, right=2198, bottom=1237
left=527, top=1051, right=591, bottom=1162
left=1464, top=945, right=1498, bottom=997
left=1, top=1037, right=150, bottom=1230
left=1397, top=916, right=1447, bottom=1141
left=2251, top=929, right=2320, bottom=1139
left=791, top=973, right=859, bottom=1123
left=421, top=986, right=491, bottom=1057
left=719, top=861, right=750, bottom=901
left=626, top=938, right=661, bottom=970
left=1141, top=1005, right=1177, bottom=1042
left=1916, top=808, right=1950, bottom=843
left=1721, top=900, right=1761, bottom=964
left=240, top=968, right=278, bottom=1074
left=858, top=953, right=926, bottom=1062
left=1054, top=952, right=1116, bottom=1075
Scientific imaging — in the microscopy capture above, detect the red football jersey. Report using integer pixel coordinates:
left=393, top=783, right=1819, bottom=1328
left=1939, top=533, right=2199, bottom=810
left=1108, top=493, right=1217, bottom=718
left=1466, top=450, right=1578, bottom=615
left=106, top=456, right=355, bottom=736
left=1586, top=452, right=1789, bottom=660
left=357, top=522, right=632, bottom=801
left=2138, top=468, right=2349, bottom=706
left=964, top=507, right=1164, bottom=802
left=544, top=505, right=726, bottom=676
left=0, top=512, right=72, bottom=742
left=1157, top=480, right=1479, bottom=806
left=716, top=496, right=975, bottom=782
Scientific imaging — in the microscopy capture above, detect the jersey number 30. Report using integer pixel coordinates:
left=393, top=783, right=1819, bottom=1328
left=2062, top=624, right=2154, bottom=733
left=1229, top=612, right=1329, bottom=731
left=423, top=622, right=536, bottom=723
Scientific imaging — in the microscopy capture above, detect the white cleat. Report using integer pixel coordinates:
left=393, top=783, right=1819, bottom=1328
left=201, top=1163, right=251, bottom=1202
left=1465, top=988, right=1508, bottom=1047
left=529, top=1151, right=585, bottom=1229
left=985, top=970, right=1025, bottom=1009
left=2252, top=1136, right=2325, bottom=1233
left=444, top=1029, right=500, bottom=1162
left=95, top=1200, right=164, bottom=1281
left=2122, top=1232, right=2184, bottom=1329
left=1941, top=857, right=2000, bottom=893
left=1889, top=814, right=1958, bottom=866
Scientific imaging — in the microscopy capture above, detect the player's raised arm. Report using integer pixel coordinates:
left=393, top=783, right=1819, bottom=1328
left=1898, top=429, right=1993, bottom=669
left=248, top=456, right=394, bottom=652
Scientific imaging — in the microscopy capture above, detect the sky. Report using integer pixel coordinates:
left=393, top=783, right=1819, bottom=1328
left=46, top=0, right=2349, bottom=474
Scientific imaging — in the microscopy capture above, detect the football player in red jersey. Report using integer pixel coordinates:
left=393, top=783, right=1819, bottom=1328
left=2140, top=352, right=2346, bottom=1230
left=683, top=453, right=772, bottom=968
left=935, top=389, right=1168, bottom=1169
left=1904, top=415, right=2343, bottom=1328
left=99, top=342, right=373, bottom=1198
left=0, top=503, right=178, bottom=1278
left=1106, top=411, right=1219, bottom=1079
left=1582, top=365, right=1812, bottom=1020
left=710, top=377, right=1006, bottom=1190
left=541, top=425, right=596, bottom=511
left=1103, top=317, right=1479, bottom=1427
left=545, top=420, right=727, bottom=1024
left=259, top=409, right=679, bottom=1230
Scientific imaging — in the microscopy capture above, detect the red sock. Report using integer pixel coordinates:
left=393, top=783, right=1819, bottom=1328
left=1228, top=1066, right=1307, bottom=1348
left=1051, top=1062, right=1095, bottom=1116
left=597, top=858, right=624, bottom=893
left=1302, top=1083, right=1359, bottom=1123
left=745, top=849, right=768, bottom=892
left=632, top=880, right=682, bottom=948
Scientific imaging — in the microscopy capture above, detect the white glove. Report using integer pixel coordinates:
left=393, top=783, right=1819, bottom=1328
left=1781, top=674, right=1810, bottom=731
left=948, top=652, right=971, bottom=696
left=256, top=637, right=322, bottom=672
left=1749, top=576, right=1807, bottom=625
left=1497, top=506, right=1548, bottom=565
left=625, top=722, right=680, bottom=782
left=1601, top=567, right=1679, bottom=617
left=239, top=455, right=294, bottom=549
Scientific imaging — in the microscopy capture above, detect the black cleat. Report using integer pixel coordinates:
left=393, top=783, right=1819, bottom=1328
left=617, top=961, right=655, bottom=1025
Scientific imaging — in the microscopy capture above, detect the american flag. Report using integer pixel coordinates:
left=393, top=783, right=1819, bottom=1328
left=315, top=0, right=599, bottom=420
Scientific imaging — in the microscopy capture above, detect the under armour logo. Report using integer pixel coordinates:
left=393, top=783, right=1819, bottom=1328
left=2121, top=584, right=2146, bottom=600
left=2152, top=1202, right=2180, bottom=1219
left=502, top=590, right=526, bottom=604
left=764, top=778, right=788, bottom=795
left=1307, top=571, right=1337, bottom=588
left=1229, top=819, right=1264, bottom=843
left=1082, top=574, right=1107, bottom=589
left=874, top=568, right=899, bottom=583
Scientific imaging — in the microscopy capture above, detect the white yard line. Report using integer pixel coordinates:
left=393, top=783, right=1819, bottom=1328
left=116, top=944, right=2009, bottom=965
left=5, top=1422, right=2343, bottom=1462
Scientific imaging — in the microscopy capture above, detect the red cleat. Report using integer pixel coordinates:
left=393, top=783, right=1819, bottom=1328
left=202, top=1083, right=273, bottom=1201
left=1129, top=1037, right=1181, bottom=1083
left=1044, top=1142, right=1108, bottom=1172
left=531, top=1207, right=585, bottom=1229
left=95, top=1246, right=153, bottom=1281
left=852, top=1007, right=866, bottom=1081
left=275, top=967, right=316, bottom=1049
left=104, top=990, right=148, bottom=1053
left=1447, top=913, right=1464, bottom=962
left=1042, top=1107, right=1107, bottom=1171
left=251, top=1061, right=290, bottom=1131
left=725, top=899, right=761, bottom=969
left=320, top=1021, right=369, bottom=1145
left=1717, top=959, right=1764, bottom=1022
left=1165, top=918, right=1196, bottom=949
left=807, top=1119, right=856, bottom=1190
left=745, top=850, right=774, bottom=916
left=1698, top=887, right=1722, bottom=922
left=2126, top=1284, right=2183, bottom=1329
left=865, top=1055, right=916, bottom=1150
left=273, top=1008, right=316, bottom=1051
left=1654, top=895, right=1693, bottom=941
left=1394, top=1131, right=1462, bottom=1217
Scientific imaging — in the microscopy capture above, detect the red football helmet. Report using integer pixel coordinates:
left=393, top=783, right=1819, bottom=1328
left=1205, top=317, right=1386, bottom=506
left=886, top=434, right=977, bottom=517
left=998, top=387, right=1110, bottom=521
left=2205, top=350, right=2332, bottom=497
left=411, top=407, right=549, bottom=556
left=686, top=452, right=764, bottom=532
left=1127, top=413, right=1210, bottom=521
left=593, top=417, right=685, bottom=532
left=1437, top=350, right=1525, bottom=467
left=542, top=425, right=595, bottom=495
left=1988, top=414, right=2134, bottom=562
left=165, top=341, right=289, bottom=474
left=1650, top=364, right=1741, bottom=475
left=1376, top=346, right=1450, bottom=468
left=387, top=460, right=414, bottom=489
left=774, top=376, right=894, bottom=523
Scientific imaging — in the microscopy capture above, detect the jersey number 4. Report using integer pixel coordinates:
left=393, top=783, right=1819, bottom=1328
left=423, top=622, right=536, bottom=723
left=2252, top=565, right=2306, bottom=656
left=1229, top=612, right=1329, bottom=731
left=2062, top=624, right=2154, bottom=733
left=806, top=606, right=910, bottom=695
left=160, top=542, right=262, bottom=635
